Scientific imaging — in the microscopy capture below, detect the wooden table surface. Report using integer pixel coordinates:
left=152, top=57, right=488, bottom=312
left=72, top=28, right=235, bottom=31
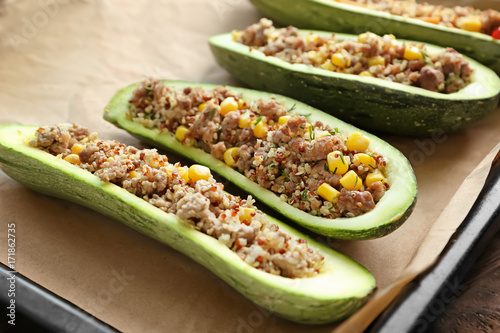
left=430, top=230, right=500, bottom=333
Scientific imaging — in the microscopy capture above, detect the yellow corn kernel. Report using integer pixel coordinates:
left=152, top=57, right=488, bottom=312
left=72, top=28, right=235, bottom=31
left=331, top=52, right=351, bottom=68
left=305, top=123, right=315, bottom=138
left=317, top=131, right=330, bottom=138
left=129, top=170, right=138, bottom=179
left=63, top=154, right=80, bottom=165
left=175, top=125, right=189, bottom=142
left=232, top=30, right=242, bottom=41
left=340, top=170, right=362, bottom=191
left=238, top=99, right=246, bottom=109
left=308, top=50, right=326, bottom=64
left=458, top=18, right=481, bottom=32
left=220, top=97, right=238, bottom=116
left=198, top=103, right=207, bottom=113
left=239, top=207, right=256, bottom=222
left=404, top=45, right=423, bottom=61
left=366, top=169, right=385, bottom=187
left=253, top=119, right=268, bottom=138
left=188, top=164, right=211, bottom=182
left=358, top=33, right=368, bottom=43
left=347, top=132, right=370, bottom=151
left=353, top=153, right=376, bottom=170
left=239, top=112, right=252, bottom=128
left=321, top=61, right=335, bottom=71
left=178, top=167, right=190, bottom=182
left=278, top=115, right=291, bottom=125
left=344, top=51, right=352, bottom=67
left=71, top=143, right=85, bottom=155
left=224, top=147, right=239, bottom=167
left=267, top=31, right=279, bottom=41
left=274, top=177, right=286, bottom=186
left=89, top=132, right=98, bottom=141
left=368, top=56, right=385, bottom=67
left=359, top=71, right=373, bottom=77
left=317, top=183, right=340, bottom=202
left=327, top=151, right=349, bottom=175
left=306, top=34, right=320, bottom=44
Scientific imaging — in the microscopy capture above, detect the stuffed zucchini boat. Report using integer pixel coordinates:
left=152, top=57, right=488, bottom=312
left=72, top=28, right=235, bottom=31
left=0, top=123, right=376, bottom=324
left=249, top=0, right=500, bottom=74
left=103, top=79, right=417, bottom=240
left=209, top=20, right=500, bottom=136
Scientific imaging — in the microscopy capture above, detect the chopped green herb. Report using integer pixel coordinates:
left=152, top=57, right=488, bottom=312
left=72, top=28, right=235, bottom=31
left=288, top=104, right=297, bottom=112
left=333, top=167, right=338, bottom=174
left=280, top=170, right=292, bottom=182
left=354, top=175, right=358, bottom=188
left=299, top=112, right=311, bottom=117
left=299, top=126, right=305, bottom=130
left=301, top=190, right=310, bottom=202
left=329, top=128, right=340, bottom=135
left=308, top=125, right=315, bottom=140
left=266, top=162, right=277, bottom=168
left=368, top=164, right=376, bottom=170
left=339, top=152, right=345, bottom=165
left=420, top=50, right=433, bottom=66
left=143, top=85, right=153, bottom=91
left=254, top=115, right=262, bottom=125
left=324, top=162, right=330, bottom=172
left=208, top=108, right=216, bottom=120
left=445, top=75, right=457, bottom=85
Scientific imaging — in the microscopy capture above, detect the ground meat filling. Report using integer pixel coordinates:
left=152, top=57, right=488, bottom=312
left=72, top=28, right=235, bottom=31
left=31, top=123, right=324, bottom=279
left=129, top=79, right=390, bottom=219
left=234, top=19, right=474, bottom=93
left=333, top=0, right=500, bottom=36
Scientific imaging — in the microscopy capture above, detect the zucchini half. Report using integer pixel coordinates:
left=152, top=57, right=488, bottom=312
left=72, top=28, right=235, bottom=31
left=209, top=31, right=500, bottom=136
left=0, top=124, right=376, bottom=324
left=104, top=80, right=417, bottom=240
left=249, top=0, right=500, bottom=74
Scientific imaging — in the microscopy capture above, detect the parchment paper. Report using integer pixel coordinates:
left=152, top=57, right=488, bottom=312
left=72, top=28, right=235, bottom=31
left=0, top=1, right=499, bottom=332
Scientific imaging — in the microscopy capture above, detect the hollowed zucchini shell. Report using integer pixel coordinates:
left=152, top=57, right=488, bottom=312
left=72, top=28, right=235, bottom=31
left=0, top=124, right=376, bottom=325
left=209, top=31, right=500, bottom=136
left=104, top=80, right=417, bottom=240
left=249, top=0, right=500, bottom=75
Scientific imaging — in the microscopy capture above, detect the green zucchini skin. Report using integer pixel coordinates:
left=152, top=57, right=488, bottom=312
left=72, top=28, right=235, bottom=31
left=103, top=80, right=418, bottom=240
left=249, top=0, right=500, bottom=75
left=0, top=124, right=376, bottom=324
left=209, top=32, right=500, bottom=136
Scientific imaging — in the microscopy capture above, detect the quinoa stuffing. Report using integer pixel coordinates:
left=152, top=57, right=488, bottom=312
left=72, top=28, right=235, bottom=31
left=30, top=123, right=324, bottom=279
left=333, top=0, right=500, bottom=37
left=234, top=19, right=474, bottom=93
left=128, top=79, right=389, bottom=219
